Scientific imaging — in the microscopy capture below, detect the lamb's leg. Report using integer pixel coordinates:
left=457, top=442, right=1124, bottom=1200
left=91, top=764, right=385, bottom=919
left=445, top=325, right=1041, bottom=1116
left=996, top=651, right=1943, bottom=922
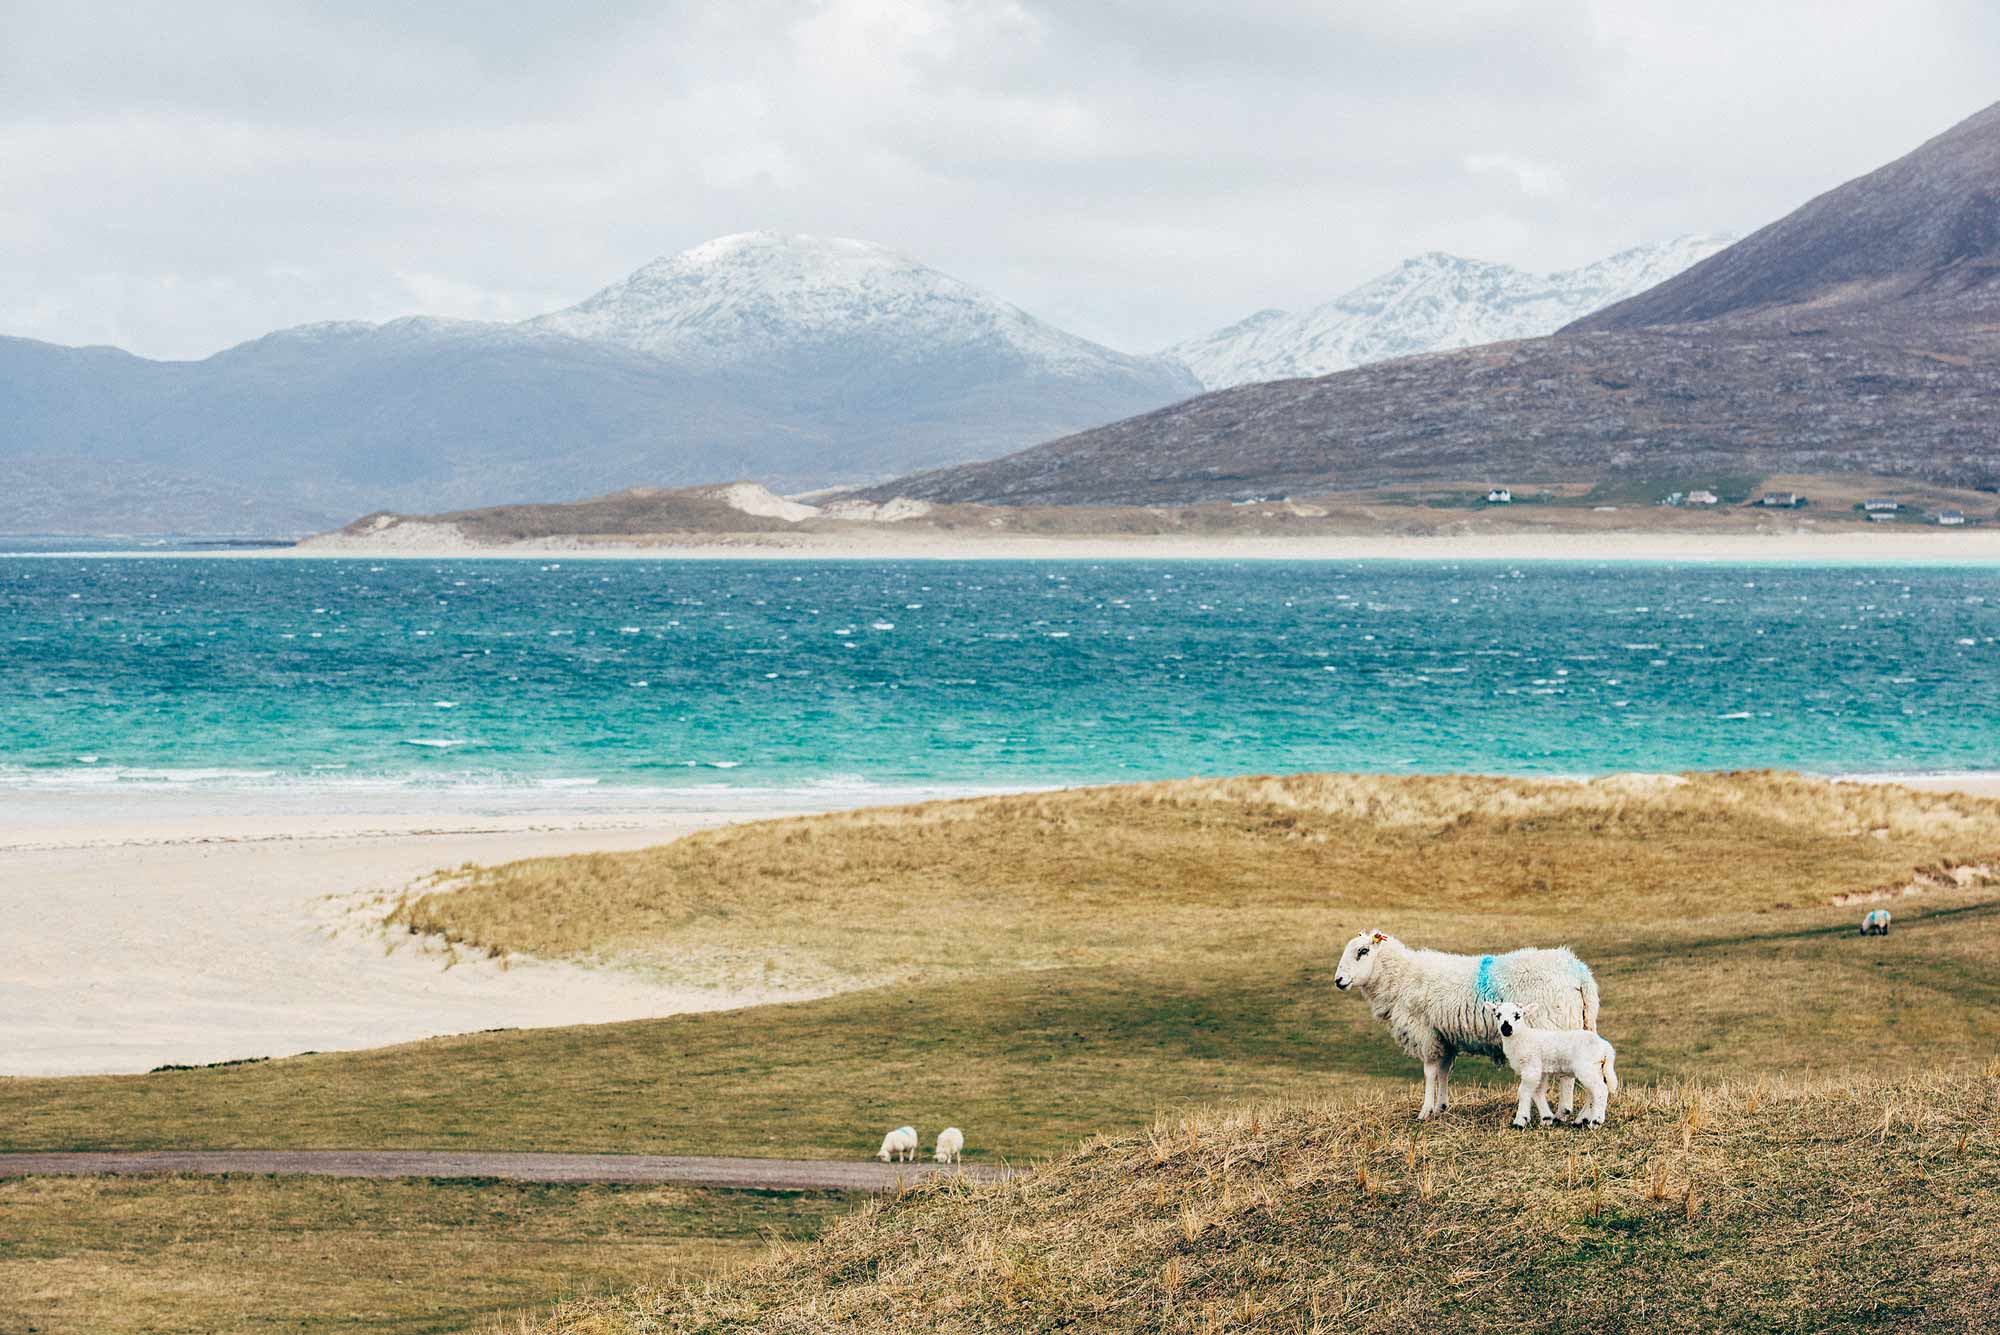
left=1533, top=1077, right=1557, bottom=1126
left=1575, top=1073, right=1607, bottom=1126
left=1512, top=1067, right=1540, bottom=1129
left=1419, top=1056, right=1442, bottom=1121
left=1436, top=1049, right=1457, bottom=1115
left=1556, top=1075, right=1577, bottom=1122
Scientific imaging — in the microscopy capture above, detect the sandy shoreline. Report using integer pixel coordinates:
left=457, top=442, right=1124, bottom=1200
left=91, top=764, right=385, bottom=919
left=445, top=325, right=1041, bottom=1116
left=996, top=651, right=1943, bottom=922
left=20, top=530, right=2000, bottom=562
left=0, top=819, right=796, bottom=1078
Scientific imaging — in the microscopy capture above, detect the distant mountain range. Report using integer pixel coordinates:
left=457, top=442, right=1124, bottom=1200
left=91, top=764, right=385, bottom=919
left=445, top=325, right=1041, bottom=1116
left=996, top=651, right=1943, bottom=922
left=1164, top=235, right=1731, bottom=389
left=0, top=233, right=1196, bottom=534
left=870, top=102, right=2000, bottom=508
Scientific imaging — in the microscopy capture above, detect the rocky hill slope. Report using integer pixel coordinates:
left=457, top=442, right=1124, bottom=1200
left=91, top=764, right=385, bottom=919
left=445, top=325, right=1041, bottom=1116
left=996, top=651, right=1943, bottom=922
left=872, top=103, right=2000, bottom=507
left=1167, top=235, right=1728, bottom=389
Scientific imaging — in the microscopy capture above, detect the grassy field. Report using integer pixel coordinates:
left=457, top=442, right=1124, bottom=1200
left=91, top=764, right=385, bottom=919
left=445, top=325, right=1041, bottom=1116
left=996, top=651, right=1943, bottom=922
left=9, top=772, right=2000, bottom=1332
left=537, top=1070, right=2000, bottom=1333
left=0, top=1174, right=851, bottom=1335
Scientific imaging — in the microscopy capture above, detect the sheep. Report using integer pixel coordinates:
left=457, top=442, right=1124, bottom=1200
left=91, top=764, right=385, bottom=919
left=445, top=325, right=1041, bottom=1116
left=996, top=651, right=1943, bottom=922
left=1484, top=1000, right=1619, bottom=1128
left=1334, top=929, right=1601, bottom=1122
left=875, top=1125, right=918, bottom=1162
left=1861, top=908, right=1892, bottom=936
left=934, top=1126, right=964, bottom=1164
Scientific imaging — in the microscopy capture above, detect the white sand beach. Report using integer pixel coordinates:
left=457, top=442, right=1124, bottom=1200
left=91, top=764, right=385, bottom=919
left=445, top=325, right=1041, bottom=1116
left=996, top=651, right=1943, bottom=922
left=0, top=795, right=867, bottom=1077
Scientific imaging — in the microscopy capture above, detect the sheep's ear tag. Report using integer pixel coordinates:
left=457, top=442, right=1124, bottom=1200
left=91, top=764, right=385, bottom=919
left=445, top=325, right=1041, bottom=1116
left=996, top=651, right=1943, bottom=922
left=1370, top=932, right=1387, bottom=943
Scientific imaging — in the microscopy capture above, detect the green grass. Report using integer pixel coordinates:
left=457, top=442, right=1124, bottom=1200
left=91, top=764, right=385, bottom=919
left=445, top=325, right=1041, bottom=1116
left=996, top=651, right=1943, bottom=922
left=0, top=1175, right=852, bottom=1335
left=6, top=897, right=1995, bottom=1163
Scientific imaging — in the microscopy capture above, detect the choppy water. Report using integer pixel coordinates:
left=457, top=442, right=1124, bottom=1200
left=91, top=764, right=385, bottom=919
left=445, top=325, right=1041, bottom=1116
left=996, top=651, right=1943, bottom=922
left=3, top=558, right=1998, bottom=807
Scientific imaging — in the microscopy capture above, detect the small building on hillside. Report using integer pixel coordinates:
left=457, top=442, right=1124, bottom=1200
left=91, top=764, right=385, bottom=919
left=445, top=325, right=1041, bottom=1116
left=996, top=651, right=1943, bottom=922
left=1868, top=511, right=1899, bottom=523
left=1863, top=498, right=1900, bottom=512
left=1686, top=489, right=1720, bottom=506
left=1934, top=510, right=1967, bottom=526
left=1758, top=492, right=1805, bottom=508
left=1485, top=487, right=1513, bottom=504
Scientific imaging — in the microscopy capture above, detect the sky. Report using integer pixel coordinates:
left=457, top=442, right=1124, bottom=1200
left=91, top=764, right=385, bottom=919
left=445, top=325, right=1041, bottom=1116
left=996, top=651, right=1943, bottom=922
left=4, top=1, right=1998, bottom=361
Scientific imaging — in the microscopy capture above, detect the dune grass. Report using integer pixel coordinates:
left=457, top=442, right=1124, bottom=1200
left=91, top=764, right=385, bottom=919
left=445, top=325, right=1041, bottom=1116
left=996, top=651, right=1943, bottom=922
left=385, top=771, right=2000, bottom=993
left=536, top=1068, right=2000, bottom=1334
left=0, top=1174, right=851, bottom=1335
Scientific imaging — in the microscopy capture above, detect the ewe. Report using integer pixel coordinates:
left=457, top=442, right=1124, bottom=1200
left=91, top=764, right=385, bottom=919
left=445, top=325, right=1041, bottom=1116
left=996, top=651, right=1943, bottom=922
left=1485, top=1000, right=1619, bottom=1128
left=1335, top=930, right=1601, bottom=1121
left=875, top=1125, right=919, bottom=1162
left=1861, top=908, right=1892, bottom=936
left=934, top=1126, right=964, bottom=1164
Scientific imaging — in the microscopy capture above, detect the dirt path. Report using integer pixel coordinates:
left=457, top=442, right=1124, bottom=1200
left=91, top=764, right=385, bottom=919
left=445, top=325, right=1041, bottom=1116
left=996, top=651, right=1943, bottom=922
left=0, top=1150, right=1010, bottom=1191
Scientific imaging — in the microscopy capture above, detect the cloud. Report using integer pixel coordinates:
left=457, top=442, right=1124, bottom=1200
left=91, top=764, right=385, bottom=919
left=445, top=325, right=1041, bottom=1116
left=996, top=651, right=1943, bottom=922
left=3, top=1, right=1998, bottom=359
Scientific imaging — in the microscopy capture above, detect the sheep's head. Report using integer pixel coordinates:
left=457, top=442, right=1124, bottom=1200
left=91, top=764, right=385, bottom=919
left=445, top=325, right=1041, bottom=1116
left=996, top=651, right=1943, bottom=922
left=1485, top=1001, right=1533, bottom=1038
left=1334, top=931, right=1391, bottom=992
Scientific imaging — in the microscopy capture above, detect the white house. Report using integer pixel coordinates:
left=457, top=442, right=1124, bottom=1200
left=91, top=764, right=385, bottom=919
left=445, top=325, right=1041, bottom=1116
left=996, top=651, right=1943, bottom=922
left=1935, top=510, right=1967, bottom=526
left=1685, top=490, right=1720, bottom=506
left=1486, top=487, right=1512, bottom=504
left=1759, top=492, right=1804, bottom=508
left=1863, top=498, right=1899, bottom=512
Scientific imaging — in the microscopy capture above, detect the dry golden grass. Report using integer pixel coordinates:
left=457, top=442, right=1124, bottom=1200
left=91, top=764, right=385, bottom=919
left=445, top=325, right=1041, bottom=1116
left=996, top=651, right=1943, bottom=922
left=0, top=1175, right=852, bottom=1335
left=536, top=1069, right=2000, bottom=1334
left=388, top=771, right=2000, bottom=992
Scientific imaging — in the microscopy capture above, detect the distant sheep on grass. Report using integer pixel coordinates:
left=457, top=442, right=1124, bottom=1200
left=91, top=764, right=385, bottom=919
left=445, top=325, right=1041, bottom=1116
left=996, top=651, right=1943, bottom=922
left=1861, top=909, right=1892, bottom=936
left=876, top=1125, right=918, bottom=1162
left=934, top=1126, right=964, bottom=1163
left=1486, top=1000, right=1619, bottom=1128
left=1335, top=930, right=1601, bottom=1121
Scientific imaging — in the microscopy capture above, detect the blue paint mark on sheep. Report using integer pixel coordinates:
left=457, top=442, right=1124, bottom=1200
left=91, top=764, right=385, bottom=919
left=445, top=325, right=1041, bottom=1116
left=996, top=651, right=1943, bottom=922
left=1475, top=954, right=1500, bottom=1002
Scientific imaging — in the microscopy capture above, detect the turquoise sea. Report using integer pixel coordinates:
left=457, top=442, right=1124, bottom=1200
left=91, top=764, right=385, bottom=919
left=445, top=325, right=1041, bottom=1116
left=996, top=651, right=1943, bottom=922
left=4, top=558, right=1998, bottom=810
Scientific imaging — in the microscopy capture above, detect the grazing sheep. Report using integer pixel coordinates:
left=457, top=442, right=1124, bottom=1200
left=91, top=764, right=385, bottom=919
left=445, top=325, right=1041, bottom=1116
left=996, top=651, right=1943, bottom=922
left=1335, top=930, right=1601, bottom=1121
left=934, top=1126, right=964, bottom=1164
left=1861, top=909, right=1892, bottom=936
left=1485, top=1001, right=1619, bottom=1128
left=875, top=1125, right=918, bottom=1162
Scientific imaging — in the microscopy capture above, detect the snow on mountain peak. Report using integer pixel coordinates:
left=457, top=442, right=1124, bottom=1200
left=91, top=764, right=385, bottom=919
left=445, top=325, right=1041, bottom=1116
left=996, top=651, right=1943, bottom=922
left=1165, top=234, right=1734, bottom=390
left=529, top=231, right=1163, bottom=379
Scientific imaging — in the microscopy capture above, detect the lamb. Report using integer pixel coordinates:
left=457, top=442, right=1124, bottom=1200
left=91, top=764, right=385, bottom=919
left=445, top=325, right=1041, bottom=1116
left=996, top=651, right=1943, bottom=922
left=1334, top=930, right=1601, bottom=1121
left=875, top=1125, right=918, bottom=1162
left=934, top=1126, right=964, bottom=1164
left=1484, top=1000, right=1619, bottom=1127
left=1861, top=908, right=1892, bottom=936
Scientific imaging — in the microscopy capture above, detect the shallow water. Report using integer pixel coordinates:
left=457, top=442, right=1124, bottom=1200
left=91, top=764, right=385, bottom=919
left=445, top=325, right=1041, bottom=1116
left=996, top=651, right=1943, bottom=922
left=4, top=558, right=1998, bottom=806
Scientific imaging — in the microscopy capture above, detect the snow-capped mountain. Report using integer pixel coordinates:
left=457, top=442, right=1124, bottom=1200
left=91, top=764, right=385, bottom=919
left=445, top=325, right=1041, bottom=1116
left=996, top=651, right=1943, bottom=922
left=530, top=231, right=1191, bottom=386
left=1165, top=234, right=1733, bottom=390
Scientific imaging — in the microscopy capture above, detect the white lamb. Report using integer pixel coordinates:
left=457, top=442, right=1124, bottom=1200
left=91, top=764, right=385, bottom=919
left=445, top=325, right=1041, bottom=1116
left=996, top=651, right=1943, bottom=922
left=875, top=1125, right=918, bottom=1162
left=1485, top=1000, right=1619, bottom=1128
left=934, top=1126, right=964, bottom=1164
left=1861, top=909, right=1892, bottom=936
left=1335, top=930, right=1602, bottom=1121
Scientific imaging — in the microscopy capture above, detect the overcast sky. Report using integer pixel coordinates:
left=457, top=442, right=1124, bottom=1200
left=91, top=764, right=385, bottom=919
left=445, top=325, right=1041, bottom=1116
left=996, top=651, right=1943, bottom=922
left=4, top=1, right=1997, bottom=361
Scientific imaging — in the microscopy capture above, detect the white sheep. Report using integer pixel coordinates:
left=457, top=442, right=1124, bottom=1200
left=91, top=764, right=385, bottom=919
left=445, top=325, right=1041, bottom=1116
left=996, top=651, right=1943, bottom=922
left=934, top=1126, right=964, bottom=1163
left=1484, top=1000, right=1619, bottom=1127
left=1861, top=908, right=1892, bottom=936
left=1335, top=930, right=1602, bottom=1121
left=875, top=1125, right=918, bottom=1162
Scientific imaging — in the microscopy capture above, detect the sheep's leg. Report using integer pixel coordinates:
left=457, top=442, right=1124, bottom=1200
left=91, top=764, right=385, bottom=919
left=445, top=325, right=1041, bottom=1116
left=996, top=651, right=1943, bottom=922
left=1435, top=1049, right=1457, bottom=1115
left=1533, top=1077, right=1557, bottom=1125
left=1419, top=1056, right=1443, bottom=1120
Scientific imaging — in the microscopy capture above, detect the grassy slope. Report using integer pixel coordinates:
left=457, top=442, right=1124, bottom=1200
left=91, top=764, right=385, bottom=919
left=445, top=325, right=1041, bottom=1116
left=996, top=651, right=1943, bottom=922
left=8, top=777, right=1999, bottom=1162
left=540, top=1072, right=2000, bottom=1334
left=0, top=1176, right=851, bottom=1335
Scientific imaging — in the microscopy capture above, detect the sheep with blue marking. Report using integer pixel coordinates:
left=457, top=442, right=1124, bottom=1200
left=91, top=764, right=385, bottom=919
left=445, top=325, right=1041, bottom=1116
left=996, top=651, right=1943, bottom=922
left=875, top=1125, right=919, bottom=1162
left=1334, top=930, right=1602, bottom=1121
left=1861, top=908, right=1892, bottom=936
